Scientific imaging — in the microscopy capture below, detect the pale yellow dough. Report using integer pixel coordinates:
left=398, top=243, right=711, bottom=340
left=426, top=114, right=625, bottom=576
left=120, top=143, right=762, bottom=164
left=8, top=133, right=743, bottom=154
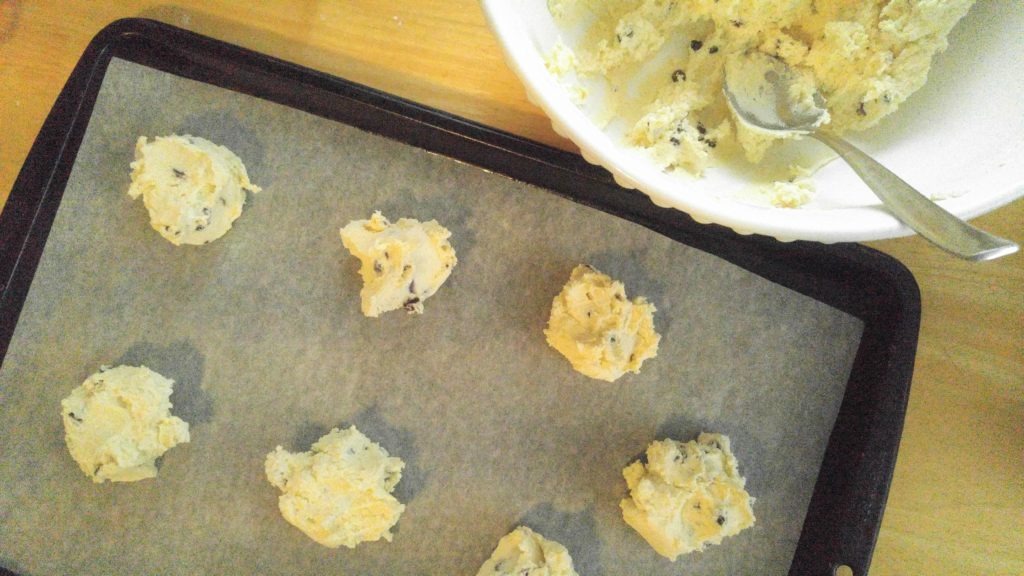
left=128, top=135, right=261, bottom=245
left=544, top=264, right=660, bottom=382
left=621, top=433, right=755, bottom=560
left=265, top=426, right=406, bottom=548
left=340, top=211, right=457, bottom=317
left=476, top=526, right=579, bottom=576
left=550, top=0, right=975, bottom=176
left=61, top=365, right=190, bottom=483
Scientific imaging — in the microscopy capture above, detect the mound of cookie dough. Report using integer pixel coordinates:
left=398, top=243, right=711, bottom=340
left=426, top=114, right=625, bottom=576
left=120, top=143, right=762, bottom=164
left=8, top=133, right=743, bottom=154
left=128, top=135, right=261, bottom=245
left=544, top=264, right=660, bottom=382
left=620, top=433, right=755, bottom=560
left=340, top=211, right=457, bottom=317
left=61, top=365, right=190, bottom=483
left=265, top=426, right=406, bottom=548
left=476, top=526, right=579, bottom=576
left=550, top=0, right=975, bottom=176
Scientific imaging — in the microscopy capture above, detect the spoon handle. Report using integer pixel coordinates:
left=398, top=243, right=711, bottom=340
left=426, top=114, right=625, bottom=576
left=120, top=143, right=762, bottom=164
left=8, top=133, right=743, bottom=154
left=812, top=132, right=1018, bottom=261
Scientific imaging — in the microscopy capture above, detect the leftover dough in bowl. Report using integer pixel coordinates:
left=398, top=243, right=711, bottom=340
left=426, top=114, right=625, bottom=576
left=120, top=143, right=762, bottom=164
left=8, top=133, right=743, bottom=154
left=481, top=0, right=1024, bottom=242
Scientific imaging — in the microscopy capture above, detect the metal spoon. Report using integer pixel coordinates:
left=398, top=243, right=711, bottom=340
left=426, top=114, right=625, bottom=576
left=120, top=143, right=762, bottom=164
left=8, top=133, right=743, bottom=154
left=723, top=62, right=1018, bottom=261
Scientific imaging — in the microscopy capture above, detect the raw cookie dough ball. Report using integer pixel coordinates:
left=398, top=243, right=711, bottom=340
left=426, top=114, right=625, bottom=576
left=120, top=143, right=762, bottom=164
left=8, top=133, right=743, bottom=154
left=544, top=264, right=660, bottom=382
left=620, top=433, right=755, bottom=560
left=265, top=426, right=406, bottom=548
left=61, top=365, right=190, bottom=483
left=476, top=526, right=579, bottom=576
left=128, top=135, right=261, bottom=245
left=339, top=211, right=457, bottom=317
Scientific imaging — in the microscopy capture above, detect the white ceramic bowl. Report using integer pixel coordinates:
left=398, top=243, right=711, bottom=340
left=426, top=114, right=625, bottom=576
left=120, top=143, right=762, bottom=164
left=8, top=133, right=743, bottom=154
left=481, top=0, right=1024, bottom=242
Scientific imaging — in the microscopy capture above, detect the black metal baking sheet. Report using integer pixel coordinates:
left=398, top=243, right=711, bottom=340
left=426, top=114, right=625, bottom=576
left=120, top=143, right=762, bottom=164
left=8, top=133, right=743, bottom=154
left=0, top=18, right=919, bottom=576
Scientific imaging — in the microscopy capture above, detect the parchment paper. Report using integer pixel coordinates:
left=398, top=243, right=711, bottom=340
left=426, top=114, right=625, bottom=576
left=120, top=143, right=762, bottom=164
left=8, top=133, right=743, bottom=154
left=0, top=59, right=863, bottom=576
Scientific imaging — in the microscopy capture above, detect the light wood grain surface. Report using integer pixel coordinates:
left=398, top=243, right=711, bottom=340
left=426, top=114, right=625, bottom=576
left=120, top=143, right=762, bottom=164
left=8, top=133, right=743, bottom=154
left=1, top=2, right=1021, bottom=574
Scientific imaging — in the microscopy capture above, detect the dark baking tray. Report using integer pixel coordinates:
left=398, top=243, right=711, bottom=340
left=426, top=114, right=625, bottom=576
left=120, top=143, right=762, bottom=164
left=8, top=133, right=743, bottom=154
left=0, top=18, right=919, bottom=576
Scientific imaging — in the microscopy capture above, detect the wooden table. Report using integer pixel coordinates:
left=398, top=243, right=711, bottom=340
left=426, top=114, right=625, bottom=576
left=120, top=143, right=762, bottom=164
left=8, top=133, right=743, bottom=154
left=1, top=3, right=1020, bottom=574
